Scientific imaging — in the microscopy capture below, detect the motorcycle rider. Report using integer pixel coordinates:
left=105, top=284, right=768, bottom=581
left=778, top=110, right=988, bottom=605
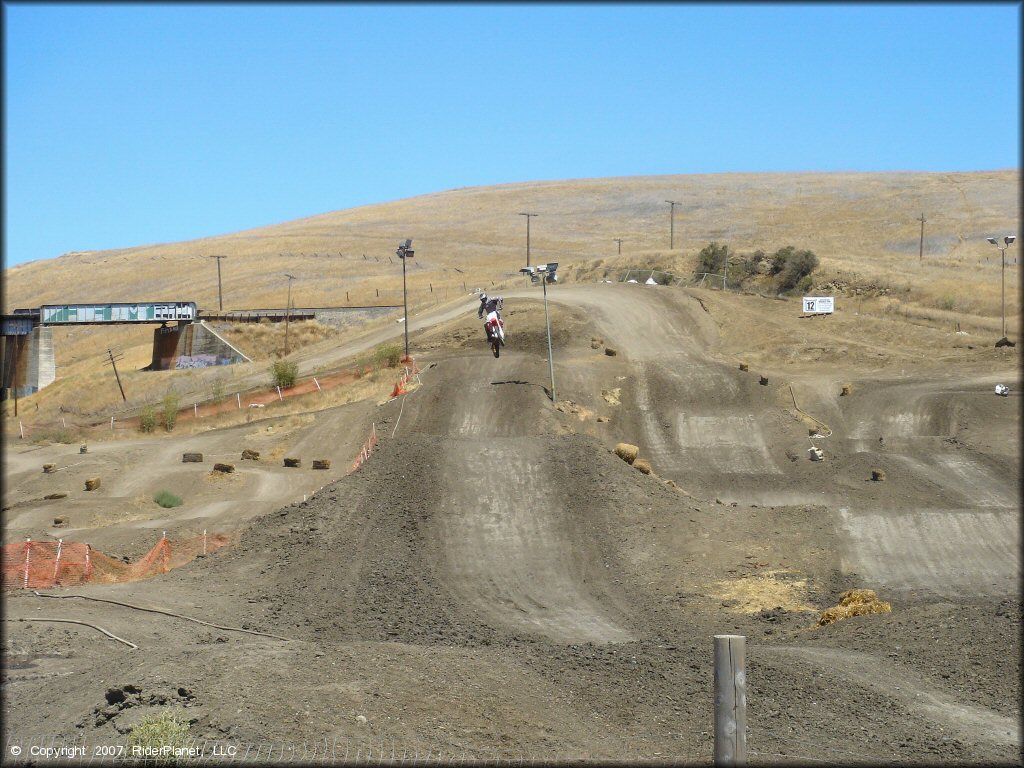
left=478, top=293, right=504, bottom=340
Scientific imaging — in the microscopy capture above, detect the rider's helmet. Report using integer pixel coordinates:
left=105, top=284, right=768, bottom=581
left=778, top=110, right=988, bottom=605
left=479, top=293, right=488, bottom=303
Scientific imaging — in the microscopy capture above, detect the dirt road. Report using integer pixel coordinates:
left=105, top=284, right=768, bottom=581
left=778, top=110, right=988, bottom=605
left=3, top=282, right=1020, bottom=764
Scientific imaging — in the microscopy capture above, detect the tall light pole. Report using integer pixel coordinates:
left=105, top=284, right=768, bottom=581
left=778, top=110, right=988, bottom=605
left=614, top=239, right=623, bottom=255
left=208, top=255, right=227, bottom=311
left=665, top=200, right=679, bottom=249
left=986, top=235, right=1016, bottom=338
left=283, top=273, right=296, bottom=355
left=520, top=262, right=559, bottom=402
left=397, top=239, right=414, bottom=361
left=519, top=212, right=537, bottom=267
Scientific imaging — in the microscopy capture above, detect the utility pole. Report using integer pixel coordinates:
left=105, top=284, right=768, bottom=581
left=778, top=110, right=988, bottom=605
left=614, top=239, right=623, bottom=255
left=208, top=255, right=227, bottom=310
left=283, top=274, right=296, bottom=356
left=519, top=212, right=537, bottom=267
left=397, top=240, right=415, bottom=361
left=665, top=200, right=679, bottom=249
left=917, top=214, right=926, bottom=262
left=106, top=348, right=126, bottom=402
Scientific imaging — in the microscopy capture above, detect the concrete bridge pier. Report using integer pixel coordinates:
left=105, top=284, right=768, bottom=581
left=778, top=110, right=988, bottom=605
left=1, top=325, right=54, bottom=400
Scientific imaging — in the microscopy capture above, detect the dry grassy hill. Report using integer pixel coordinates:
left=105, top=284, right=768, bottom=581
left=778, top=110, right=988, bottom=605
left=2, top=170, right=1019, bottom=427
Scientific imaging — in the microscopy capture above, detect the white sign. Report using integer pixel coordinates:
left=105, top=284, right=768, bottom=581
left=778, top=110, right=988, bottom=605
left=802, top=296, right=834, bottom=314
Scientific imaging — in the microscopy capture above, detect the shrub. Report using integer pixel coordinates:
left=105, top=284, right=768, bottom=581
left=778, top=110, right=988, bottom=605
left=697, top=242, right=730, bottom=275
left=353, top=353, right=369, bottom=379
left=373, top=343, right=403, bottom=369
left=771, top=246, right=819, bottom=292
left=162, top=394, right=179, bottom=432
left=128, top=708, right=191, bottom=764
left=744, top=249, right=766, bottom=276
left=153, top=490, right=183, bottom=508
left=271, top=360, right=298, bottom=388
left=139, top=405, right=157, bottom=433
left=211, top=378, right=226, bottom=403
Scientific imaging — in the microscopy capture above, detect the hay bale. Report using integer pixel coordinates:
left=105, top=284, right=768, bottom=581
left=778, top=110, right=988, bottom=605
left=312, top=459, right=331, bottom=470
left=241, top=449, right=260, bottom=461
left=633, top=458, right=653, bottom=475
left=604, top=347, right=617, bottom=357
left=840, top=383, right=853, bottom=396
left=284, top=457, right=301, bottom=468
left=213, top=463, right=235, bottom=473
left=818, top=589, right=891, bottom=626
left=759, top=375, right=769, bottom=386
left=871, top=468, right=886, bottom=481
left=84, top=477, right=101, bottom=491
left=45, top=493, right=68, bottom=501
left=53, top=516, right=68, bottom=527
left=739, top=363, right=749, bottom=371
left=182, top=452, right=203, bottom=463
left=614, top=443, right=639, bottom=464
left=43, top=463, right=56, bottom=474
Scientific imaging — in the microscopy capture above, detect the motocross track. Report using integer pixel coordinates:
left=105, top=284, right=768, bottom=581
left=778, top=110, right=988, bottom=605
left=2, top=284, right=1021, bottom=764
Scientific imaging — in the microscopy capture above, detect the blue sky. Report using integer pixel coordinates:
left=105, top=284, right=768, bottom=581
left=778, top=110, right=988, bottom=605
left=3, top=2, right=1020, bottom=268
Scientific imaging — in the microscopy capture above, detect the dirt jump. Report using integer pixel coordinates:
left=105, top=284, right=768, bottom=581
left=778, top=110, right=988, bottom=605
left=2, top=283, right=1020, bottom=764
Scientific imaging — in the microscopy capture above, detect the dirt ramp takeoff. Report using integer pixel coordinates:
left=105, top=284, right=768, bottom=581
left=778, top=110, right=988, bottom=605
left=438, top=436, right=634, bottom=644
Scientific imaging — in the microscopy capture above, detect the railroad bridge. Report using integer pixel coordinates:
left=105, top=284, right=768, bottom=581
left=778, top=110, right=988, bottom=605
left=1, top=301, right=252, bottom=400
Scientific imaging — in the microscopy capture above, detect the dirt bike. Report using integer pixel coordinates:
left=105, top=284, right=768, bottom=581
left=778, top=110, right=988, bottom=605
left=484, top=311, right=505, bottom=358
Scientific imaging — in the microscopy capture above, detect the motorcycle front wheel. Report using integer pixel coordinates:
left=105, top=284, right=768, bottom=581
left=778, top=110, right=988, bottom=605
left=491, top=339, right=501, bottom=358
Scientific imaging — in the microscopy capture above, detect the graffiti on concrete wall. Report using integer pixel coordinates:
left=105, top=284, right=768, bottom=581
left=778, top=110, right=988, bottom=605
left=175, top=354, right=238, bottom=369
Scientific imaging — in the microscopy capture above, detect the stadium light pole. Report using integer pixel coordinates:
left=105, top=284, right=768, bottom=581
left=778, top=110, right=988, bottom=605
left=397, top=240, right=415, bottom=361
left=665, top=201, right=679, bottom=249
left=283, top=273, right=296, bottom=355
left=519, top=212, right=537, bottom=267
left=986, top=236, right=1016, bottom=338
left=520, top=263, right=559, bottom=402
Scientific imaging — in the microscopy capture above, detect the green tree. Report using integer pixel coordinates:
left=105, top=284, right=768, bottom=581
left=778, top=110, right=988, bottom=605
left=162, top=394, right=179, bottom=432
left=271, top=360, right=298, bottom=388
left=139, top=405, right=157, bottom=433
left=373, top=343, right=402, bottom=369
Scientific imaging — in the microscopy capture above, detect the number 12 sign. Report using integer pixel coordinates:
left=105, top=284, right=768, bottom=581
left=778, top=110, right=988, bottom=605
left=803, top=296, right=835, bottom=314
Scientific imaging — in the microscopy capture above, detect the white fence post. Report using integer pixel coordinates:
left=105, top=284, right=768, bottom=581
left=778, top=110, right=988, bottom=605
left=23, top=538, right=32, bottom=589
left=237, top=393, right=241, bottom=409
left=313, top=377, right=321, bottom=391
left=277, top=386, right=283, bottom=401
left=53, top=539, right=63, bottom=583
left=110, top=416, right=115, bottom=431
left=714, top=634, right=747, bottom=765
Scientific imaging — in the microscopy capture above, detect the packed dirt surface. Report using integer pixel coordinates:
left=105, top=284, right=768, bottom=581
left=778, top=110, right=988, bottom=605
left=3, top=283, right=1021, bottom=765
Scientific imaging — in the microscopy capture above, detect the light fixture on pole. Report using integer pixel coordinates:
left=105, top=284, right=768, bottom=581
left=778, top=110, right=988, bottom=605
left=519, top=262, right=559, bottom=402
left=519, top=212, right=537, bottom=267
left=665, top=200, right=679, bottom=250
left=283, top=273, right=296, bottom=355
left=397, top=239, right=414, bottom=361
left=208, top=255, right=227, bottom=311
left=986, top=235, right=1016, bottom=339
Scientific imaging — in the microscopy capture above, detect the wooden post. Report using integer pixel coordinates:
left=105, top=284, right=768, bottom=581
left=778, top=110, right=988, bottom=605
left=313, top=377, right=321, bottom=391
left=714, top=635, right=746, bottom=765
left=237, top=393, right=241, bottom=409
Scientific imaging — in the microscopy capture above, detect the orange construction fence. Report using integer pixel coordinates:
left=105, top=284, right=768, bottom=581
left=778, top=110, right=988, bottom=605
left=1, top=532, right=231, bottom=591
